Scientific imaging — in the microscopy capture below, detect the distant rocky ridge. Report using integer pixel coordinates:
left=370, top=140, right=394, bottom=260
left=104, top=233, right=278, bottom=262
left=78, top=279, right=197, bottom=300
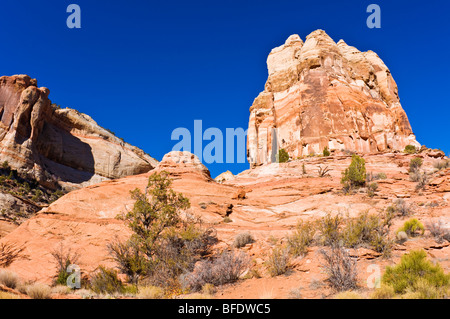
left=247, top=30, right=420, bottom=167
left=0, top=75, right=158, bottom=191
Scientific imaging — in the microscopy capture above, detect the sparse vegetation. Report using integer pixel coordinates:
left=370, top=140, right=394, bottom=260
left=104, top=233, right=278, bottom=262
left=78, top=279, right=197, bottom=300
left=426, top=219, right=450, bottom=243
left=277, top=148, right=289, bottom=163
left=323, top=146, right=330, bottom=157
left=389, top=199, right=413, bottom=216
left=433, top=159, right=450, bottom=171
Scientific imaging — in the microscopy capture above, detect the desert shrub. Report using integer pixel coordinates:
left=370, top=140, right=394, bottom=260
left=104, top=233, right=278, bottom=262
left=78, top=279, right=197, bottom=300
left=0, top=242, right=25, bottom=268
left=341, top=154, right=366, bottom=189
left=287, top=220, right=315, bottom=257
left=183, top=250, right=249, bottom=292
left=382, top=250, right=450, bottom=297
left=323, top=146, right=330, bottom=157
left=397, top=218, right=424, bottom=237
left=317, top=213, right=343, bottom=246
left=137, top=285, right=164, bottom=299
left=90, top=266, right=125, bottom=295
left=26, top=283, right=52, bottom=299
left=409, top=157, right=423, bottom=173
left=370, top=284, right=395, bottom=299
left=0, top=270, right=19, bottom=289
left=277, top=149, right=289, bottom=163
left=233, top=232, right=255, bottom=248
left=302, top=163, right=307, bottom=175
left=367, top=182, right=378, bottom=197
left=404, top=145, right=417, bottom=154
left=266, top=245, right=290, bottom=277
left=51, top=243, right=80, bottom=286
left=320, top=245, right=358, bottom=292
left=426, top=219, right=450, bottom=243
left=201, top=283, right=216, bottom=295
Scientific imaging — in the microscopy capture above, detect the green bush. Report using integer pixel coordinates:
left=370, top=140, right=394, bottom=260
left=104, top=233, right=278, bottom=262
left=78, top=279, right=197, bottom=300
left=382, top=250, right=450, bottom=297
left=323, top=146, right=331, bottom=157
left=90, top=266, right=125, bottom=295
left=404, top=145, right=417, bottom=154
left=341, top=155, right=366, bottom=189
left=397, top=218, right=424, bottom=237
left=277, top=149, right=289, bottom=163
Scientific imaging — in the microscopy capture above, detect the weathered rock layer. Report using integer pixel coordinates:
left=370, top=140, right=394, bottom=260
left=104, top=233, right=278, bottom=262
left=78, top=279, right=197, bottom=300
left=247, top=30, right=420, bottom=166
left=0, top=75, right=158, bottom=190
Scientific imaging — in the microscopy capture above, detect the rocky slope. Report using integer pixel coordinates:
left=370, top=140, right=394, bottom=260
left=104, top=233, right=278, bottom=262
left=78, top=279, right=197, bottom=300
left=0, top=75, right=158, bottom=191
left=247, top=30, right=420, bottom=167
left=1, top=150, right=449, bottom=299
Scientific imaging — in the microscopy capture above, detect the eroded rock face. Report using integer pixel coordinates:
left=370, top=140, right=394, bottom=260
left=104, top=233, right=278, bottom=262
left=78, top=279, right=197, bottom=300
left=247, top=30, right=420, bottom=166
left=0, top=75, right=158, bottom=190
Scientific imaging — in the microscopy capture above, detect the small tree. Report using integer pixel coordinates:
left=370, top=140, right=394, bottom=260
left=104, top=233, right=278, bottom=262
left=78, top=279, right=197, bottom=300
left=277, top=149, right=289, bottom=163
left=110, top=171, right=190, bottom=284
left=323, top=146, right=331, bottom=157
left=341, top=154, right=366, bottom=189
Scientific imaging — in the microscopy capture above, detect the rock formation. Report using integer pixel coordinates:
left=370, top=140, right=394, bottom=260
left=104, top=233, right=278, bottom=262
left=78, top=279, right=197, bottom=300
left=0, top=75, right=158, bottom=190
left=247, top=30, right=420, bottom=167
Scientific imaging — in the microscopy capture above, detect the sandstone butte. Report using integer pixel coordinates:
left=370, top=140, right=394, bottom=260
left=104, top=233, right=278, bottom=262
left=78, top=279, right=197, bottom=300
left=0, top=31, right=449, bottom=299
left=0, top=74, right=158, bottom=191
left=247, top=30, right=420, bottom=167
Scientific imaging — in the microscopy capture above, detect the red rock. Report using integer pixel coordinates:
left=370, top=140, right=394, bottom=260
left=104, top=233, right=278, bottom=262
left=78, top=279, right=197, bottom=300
left=247, top=30, right=419, bottom=167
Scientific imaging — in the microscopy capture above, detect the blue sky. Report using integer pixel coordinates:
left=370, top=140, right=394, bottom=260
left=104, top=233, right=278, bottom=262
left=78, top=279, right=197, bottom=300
left=0, top=0, right=449, bottom=178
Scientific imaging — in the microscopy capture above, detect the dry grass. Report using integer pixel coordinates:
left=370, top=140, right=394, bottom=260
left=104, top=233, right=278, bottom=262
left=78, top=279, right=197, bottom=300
left=137, top=285, right=165, bottom=299
left=0, top=269, right=19, bottom=289
left=0, top=291, right=20, bottom=299
left=25, top=283, right=52, bottom=299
